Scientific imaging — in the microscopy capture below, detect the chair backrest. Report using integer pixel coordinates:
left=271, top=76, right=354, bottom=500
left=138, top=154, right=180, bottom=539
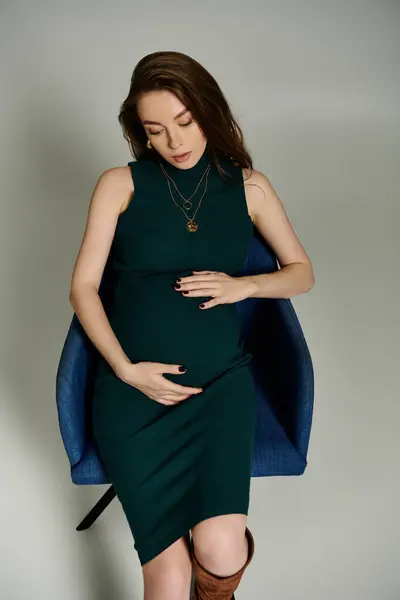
left=235, top=230, right=314, bottom=476
left=56, top=230, right=314, bottom=484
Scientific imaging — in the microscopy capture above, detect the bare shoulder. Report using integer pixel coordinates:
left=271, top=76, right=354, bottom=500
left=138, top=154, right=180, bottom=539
left=241, top=167, right=276, bottom=222
left=241, top=167, right=313, bottom=272
left=96, top=166, right=134, bottom=214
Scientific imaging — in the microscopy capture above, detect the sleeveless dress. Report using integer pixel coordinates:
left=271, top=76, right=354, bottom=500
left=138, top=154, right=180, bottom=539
left=91, top=145, right=257, bottom=566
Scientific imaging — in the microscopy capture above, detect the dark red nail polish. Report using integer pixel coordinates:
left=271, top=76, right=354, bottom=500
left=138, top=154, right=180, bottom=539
left=176, top=278, right=182, bottom=282
left=182, top=291, right=189, bottom=294
left=179, top=366, right=186, bottom=372
left=199, top=303, right=205, bottom=308
left=174, top=283, right=181, bottom=288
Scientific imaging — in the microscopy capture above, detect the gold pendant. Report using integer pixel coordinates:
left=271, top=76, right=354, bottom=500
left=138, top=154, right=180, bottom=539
left=187, top=219, right=198, bottom=232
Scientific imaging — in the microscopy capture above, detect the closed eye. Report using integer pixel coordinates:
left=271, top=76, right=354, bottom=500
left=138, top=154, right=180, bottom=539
left=149, top=120, right=194, bottom=136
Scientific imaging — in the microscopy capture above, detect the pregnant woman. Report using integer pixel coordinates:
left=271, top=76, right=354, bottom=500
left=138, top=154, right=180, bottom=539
left=69, top=50, right=314, bottom=600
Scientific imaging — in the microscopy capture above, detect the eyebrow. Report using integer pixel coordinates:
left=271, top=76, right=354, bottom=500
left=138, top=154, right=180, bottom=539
left=142, top=108, right=190, bottom=126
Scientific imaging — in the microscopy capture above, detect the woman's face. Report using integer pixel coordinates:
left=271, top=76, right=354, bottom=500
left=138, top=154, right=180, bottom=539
left=138, top=90, right=207, bottom=169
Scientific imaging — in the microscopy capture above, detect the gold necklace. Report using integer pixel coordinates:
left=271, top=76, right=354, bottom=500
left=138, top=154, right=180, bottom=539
left=159, top=160, right=211, bottom=232
left=159, top=160, right=211, bottom=211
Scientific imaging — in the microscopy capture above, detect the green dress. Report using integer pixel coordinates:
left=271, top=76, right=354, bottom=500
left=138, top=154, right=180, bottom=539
left=91, top=145, right=257, bottom=566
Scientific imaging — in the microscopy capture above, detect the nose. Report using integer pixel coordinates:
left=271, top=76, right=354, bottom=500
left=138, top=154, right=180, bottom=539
left=167, top=130, right=183, bottom=149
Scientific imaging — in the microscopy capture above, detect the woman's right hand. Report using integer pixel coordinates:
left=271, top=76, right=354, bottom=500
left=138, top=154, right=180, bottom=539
left=116, top=361, right=203, bottom=406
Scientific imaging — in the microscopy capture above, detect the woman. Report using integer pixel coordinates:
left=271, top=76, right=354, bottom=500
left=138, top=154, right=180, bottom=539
left=69, top=50, right=314, bottom=600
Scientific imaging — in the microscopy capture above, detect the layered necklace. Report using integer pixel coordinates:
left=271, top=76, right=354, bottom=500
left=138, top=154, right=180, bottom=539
left=159, top=156, right=212, bottom=232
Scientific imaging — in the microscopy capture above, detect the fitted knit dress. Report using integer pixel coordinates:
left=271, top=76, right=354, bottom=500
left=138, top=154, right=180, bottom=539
left=91, top=145, right=257, bottom=566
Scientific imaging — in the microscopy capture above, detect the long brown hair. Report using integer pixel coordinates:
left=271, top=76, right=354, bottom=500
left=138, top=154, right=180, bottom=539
left=118, top=51, right=254, bottom=186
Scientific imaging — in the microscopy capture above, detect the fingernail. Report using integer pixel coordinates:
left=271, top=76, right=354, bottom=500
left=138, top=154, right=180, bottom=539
left=179, top=366, right=186, bottom=372
left=182, top=291, right=189, bottom=295
left=174, top=283, right=181, bottom=289
left=199, top=303, right=205, bottom=308
left=176, top=278, right=182, bottom=282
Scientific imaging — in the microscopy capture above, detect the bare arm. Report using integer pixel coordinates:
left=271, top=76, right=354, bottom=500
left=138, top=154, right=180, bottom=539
left=69, top=166, right=133, bottom=379
left=244, top=169, right=315, bottom=299
left=69, top=166, right=203, bottom=403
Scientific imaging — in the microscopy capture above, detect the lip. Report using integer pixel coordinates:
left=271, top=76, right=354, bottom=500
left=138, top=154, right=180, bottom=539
left=172, top=151, right=191, bottom=162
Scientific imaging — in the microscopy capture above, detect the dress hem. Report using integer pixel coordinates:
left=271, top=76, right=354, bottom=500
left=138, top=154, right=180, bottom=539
left=135, top=504, right=250, bottom=566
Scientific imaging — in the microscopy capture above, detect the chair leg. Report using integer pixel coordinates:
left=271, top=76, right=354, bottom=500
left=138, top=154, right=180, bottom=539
left=76, top=485, right=117, bottom=530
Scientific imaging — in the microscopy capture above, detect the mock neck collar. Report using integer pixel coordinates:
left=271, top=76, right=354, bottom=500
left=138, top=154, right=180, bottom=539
left=157, top=144, right=211, bottom=181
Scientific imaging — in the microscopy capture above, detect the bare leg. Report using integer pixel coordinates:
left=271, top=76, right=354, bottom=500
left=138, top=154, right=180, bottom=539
left=142, top=534, right=193, bottom=600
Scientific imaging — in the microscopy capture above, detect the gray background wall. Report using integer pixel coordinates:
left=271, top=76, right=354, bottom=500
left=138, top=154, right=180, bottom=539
left=1, top=1, right=399, bottom=598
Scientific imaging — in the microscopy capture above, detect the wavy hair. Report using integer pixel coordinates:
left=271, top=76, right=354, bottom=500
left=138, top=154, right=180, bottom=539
left=118, top=51, right=254, bottom=186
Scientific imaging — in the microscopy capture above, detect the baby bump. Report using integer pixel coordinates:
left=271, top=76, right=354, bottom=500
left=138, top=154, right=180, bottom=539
left=107, top=276, right=247, bottom=386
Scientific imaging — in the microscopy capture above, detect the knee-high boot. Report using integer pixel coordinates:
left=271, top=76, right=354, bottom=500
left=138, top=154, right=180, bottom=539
left=190, top=526, right=255, bottom=600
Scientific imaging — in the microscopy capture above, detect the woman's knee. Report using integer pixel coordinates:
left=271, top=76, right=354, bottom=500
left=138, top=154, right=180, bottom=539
left=142, top=535, right=192, bottom=600
left=191, top=514, right=248, bottom=575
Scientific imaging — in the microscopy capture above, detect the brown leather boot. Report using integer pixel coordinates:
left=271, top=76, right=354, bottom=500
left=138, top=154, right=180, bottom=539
left=190, top=526, right=255, bottom=600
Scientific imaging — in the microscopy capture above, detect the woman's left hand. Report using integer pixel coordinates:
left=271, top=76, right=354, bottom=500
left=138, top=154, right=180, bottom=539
left=173, top=270, right=257, bottom=309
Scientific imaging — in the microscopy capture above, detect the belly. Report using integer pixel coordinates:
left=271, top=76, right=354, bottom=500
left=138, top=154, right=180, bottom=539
left=106, top=273, right=250, bottom=387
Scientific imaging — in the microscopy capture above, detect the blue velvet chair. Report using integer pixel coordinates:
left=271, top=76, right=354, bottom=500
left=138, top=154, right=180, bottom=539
left=56, top=227, right=314, bottom=530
